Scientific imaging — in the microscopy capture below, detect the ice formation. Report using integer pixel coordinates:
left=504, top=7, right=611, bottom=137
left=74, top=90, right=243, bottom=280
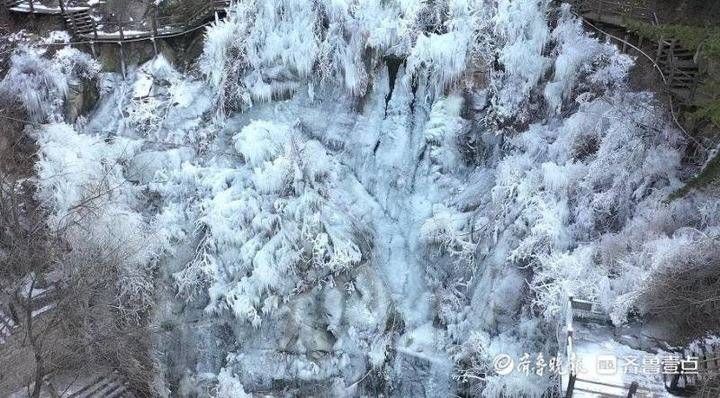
left=4, top=0, right=718, bottom=396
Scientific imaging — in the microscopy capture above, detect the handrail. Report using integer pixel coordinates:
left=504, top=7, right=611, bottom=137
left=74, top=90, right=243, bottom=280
left=573, top=0, right=654, bottom=23
left=4, top=0, right=229, bottom=41
left=561, top=297, right=647, bottom=398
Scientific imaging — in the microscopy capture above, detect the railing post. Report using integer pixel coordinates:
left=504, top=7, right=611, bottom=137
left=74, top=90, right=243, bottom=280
left=58, top=0, right=65, bottom=14
left=118, top=42, right=126, bottom=79
left=150, top=12, right=159, bottom=56
left=28, top=0, right=34, bottom=16
left=667, top=39, right=676, bottom=85
left=627, top=381, right=638, bottom=397
left=565, top=372, right=576, bottom=398
left=119, top=23, right=125, bottom=41
left=622, top=33, right=628, bottom=53
left=151, top=14, right=158, bottom=37
left=689, top=73, right=699, bottom=103
left=655, top=35, right=665, bottom=63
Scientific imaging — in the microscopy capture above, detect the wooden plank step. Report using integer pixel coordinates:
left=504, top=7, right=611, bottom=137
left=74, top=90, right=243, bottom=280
left=68, top=22, right=94, bottom=28
left=64, top=17, right=92, bottom=24
left=669, top=79, right=697, bottom=85
left=669, top=75, right=699, bottom=81
left=97, top=381, right=124, bottom=397
left=658, top=61, right=698, bottom=70
left=67, top=376, right=105, bottom=398
left=573, top=386, right=625, bottom=397
left=78, top=377, right=115, bottom=398
left=67, top=17, right=92, bottom=23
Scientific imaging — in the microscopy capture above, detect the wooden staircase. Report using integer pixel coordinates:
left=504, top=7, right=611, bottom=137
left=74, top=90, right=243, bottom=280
left=67, top=373, right=135, bottom=398
left=656, top=39, right=701, bottom=103
left=61, top=7, right=95, bottom=37
left=569, top=0, right=704, bottom=104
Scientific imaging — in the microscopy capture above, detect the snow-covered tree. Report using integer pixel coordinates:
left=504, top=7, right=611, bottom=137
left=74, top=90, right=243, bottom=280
left=166, top=120, right=364, bottom=326
left=0, top=47, right=98, bottom=122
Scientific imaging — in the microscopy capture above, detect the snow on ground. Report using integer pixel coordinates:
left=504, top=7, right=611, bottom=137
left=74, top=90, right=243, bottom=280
left=568, top=324, right=676, bottom=397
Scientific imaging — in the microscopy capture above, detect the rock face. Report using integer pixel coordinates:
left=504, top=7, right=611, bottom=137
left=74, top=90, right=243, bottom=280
left=65, top=78, right=97, bottom=122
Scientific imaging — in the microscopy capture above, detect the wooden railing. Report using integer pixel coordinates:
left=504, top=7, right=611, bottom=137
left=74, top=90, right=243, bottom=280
left=560, top=297, right=652, bottom=398
left=4, top=0, right=230, bottom=41
left=571, top=0, right=656, bottom=24
left=81, top=0, right=228, bottom=40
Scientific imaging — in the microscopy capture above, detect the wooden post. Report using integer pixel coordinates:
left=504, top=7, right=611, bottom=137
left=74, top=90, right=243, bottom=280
left=565, top=373, right=576, bottom=398
left=622, top=34, right=628, bottom=53
left=150, top=13, right=158, bottom=56
left=667, top=39, right=677, bottom=86
left=89, top=41, right=96, bottom=57
left=119, top=23, right=125, bottom=41
left=66, top=13, right=75, bottom=34
left=28, top=0, right=34, bottom=16
left=655, top=36, right=665, bottom=63
left=151, top=14, right=158, bottom=37
left=627, top=381, right=638, bottom=397
left=689, top=71, right=699, bottom=103
left=118, top=42, right=126, bottom=79
left=58, top=0, right=65, bottom=14
left=92, top=19, right=98, bottom=40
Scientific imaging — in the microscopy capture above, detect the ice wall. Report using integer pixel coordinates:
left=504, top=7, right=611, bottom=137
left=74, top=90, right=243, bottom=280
left=11, top=0, right=717, bottom=396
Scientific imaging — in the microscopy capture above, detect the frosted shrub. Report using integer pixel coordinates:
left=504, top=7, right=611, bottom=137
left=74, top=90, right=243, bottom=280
left=0, top=48, right=69, bottom=122
left=201, top=0, right=320, bottom=108
left=0, top=47, right=99, bottom=122
left=169, top=121, right=364, bottom=326
left=491, top=92, right=685, bottom=320
left=53, top=47, right=101, bottom=81
left=201, top=0, right=487, bottom=109
left=490, top=0, right=551, bottom=120
left=34, top=123, right=157, bottom=320
left=421, top=204, right=475, bottom=264
left=215, top=367, right=250, bottom=398
left=406, top=31, right=469, bottom=94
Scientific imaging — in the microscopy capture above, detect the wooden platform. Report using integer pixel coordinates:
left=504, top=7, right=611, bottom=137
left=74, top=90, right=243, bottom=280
left=2, top=0, right=230, bottom=43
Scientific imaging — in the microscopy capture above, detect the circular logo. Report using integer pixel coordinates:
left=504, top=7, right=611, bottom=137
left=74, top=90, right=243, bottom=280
left=493, top=354, right=515, bottom=375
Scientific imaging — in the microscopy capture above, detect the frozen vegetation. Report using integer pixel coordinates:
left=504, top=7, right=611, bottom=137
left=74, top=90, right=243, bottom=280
left=2, top=0, right=719, bottom=396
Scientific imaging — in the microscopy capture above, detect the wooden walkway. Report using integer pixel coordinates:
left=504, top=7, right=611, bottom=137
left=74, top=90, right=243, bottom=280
left=560, top=298, right=659, bottom=398
left=2, top=0, right=229, bottom=42
left=569, top=0, right=702, bottom=104
left=559, top=297, right=720, bottom=397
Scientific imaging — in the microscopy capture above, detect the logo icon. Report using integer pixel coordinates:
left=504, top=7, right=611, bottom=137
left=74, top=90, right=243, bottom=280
left=596, top=355, right=618, bottom=375
left=493, top=354, right=515, bottom=375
